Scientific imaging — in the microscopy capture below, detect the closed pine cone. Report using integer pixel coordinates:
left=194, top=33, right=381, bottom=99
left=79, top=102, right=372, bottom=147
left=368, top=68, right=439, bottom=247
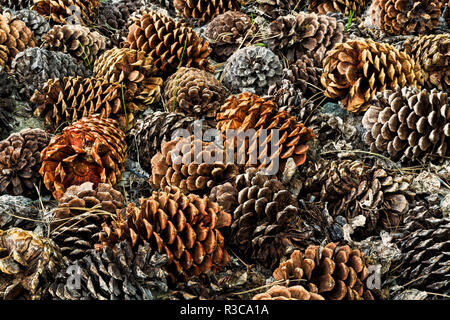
left=321, top=39, right=424, bottom=113
left=97, top=186, right=232, bottom=284
left=362, top=86, right=450, bottom=162
left=31, top=76, right=142, bottom=132
left=257, top=0, right=308, bottom=19
left=403, top=34, right=449, bottom=91
left=48, top=240, right=168, bottom=300
left=39, top=115, right=127, bottom=201
left=0, top=128, right=50, bottom=198
left=370, top=0, right=443, bottom=35
left=124, top=10, right=212, bottom=76
left=0, top=12, right=36, bottom=71
left=231, top=168, right=311, bottom=269
left=32, top=0, right=100, bottom=25
left=150, top=136, right=239, bottom=194
left=174, top=0, right=243, bottom=25
left=164, top=67, right=227, bottom=119
left=51, top=182, right=124, bottom=260
left=268, top=12, right=347, bottom=66
left=273, top=243, right=375, bottom=300
left=41, top=24, right=106, bottom=68
left=309, top=0, right=367, bottom=16
left=11, top=47, right=91, bottom=100
left=253, top=285, right=324, bottom=300
left=204, top=11, right=256, bottom=62
left=14, top=9, right=50, bottom=44
left=0, top=228, right=67, bottom=300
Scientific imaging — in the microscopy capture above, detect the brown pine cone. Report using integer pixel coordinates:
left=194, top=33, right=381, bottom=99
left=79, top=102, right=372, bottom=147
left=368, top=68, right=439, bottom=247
left=124, top=10, right=212, bottom=76
left=209, top=182, right=238, bottom=214
left=0, top=128, right=50, bottom=198
left=93, top=48, right=163, bottom=107
left=97, top=186, right=232, bottom=284
left=301, top=158, right=413, bottom=238
left=164, top=67, right=227, bottom=119
left=370, top=0, right=443, bottom=35
left=174, top=0, right=243, bottom=25
left=285, top=57, right=323, bottom=99
left=321, top=39, right=424, bottom=113
left=41, top=24, right=106, bottom=68
left=309, top=0, right=367, bottom=16
left=0, top=12, right=36, bottom=71
left=32, top=0, right=100, bottom=25
left=40, top=115, right=127, bottom=200
left=403, top=34, right=449, bottom=91
left=253, top=285, right=324, bottom=300
left=273, top=243, right=375, bottom=300
left=150, top=136, right=239, bottom=194
left=268, top=12, right=347, bottom=66
left=362, top=86, right=450, bottom=162
left=0, top=0, right=33, bottom=10
left=446, top=1, right=450, bottom=25
left=14, top=9, right=50, bottom=44
left=31, top=76, right=142, bottom=132
left=231, top=168, right=311, bottom=269
left=0, top=228, right=67, bottom=300
left=257, top=0, right=308, bottom=19
left=51, top=182, right=124, bottom=260
left=395, top=200, right=449, bottom=296
left=204, top=11, right=256, bottom=62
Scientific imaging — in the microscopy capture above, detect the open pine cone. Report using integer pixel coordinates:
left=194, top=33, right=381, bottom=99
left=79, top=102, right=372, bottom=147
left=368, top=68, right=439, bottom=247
left=309, top=0, right=367, bottom=16
left=0, top=0, right=33, bottom=10
left=51, top=182, right=124, bottom=260
left=164, top=67, right=227, bottom=119
left=321, top=39, right=424, bottom=113
left=403, top=34, right=449, bottom=91
left=370, top=0, right=443, bottom=35
left=32, top=0, right=100, bottom=25
left=0, top=228, right=67, bottom=300
left=11, top=47, right=91, bottom=100
left=273, top=243, right=375, bottom=300
left=268, top=12, right=347, bottom=66
left=362, top=86, right=450, bottom=162
left=14, top=9, right=50, bottom=44
left=97, top=186, right=232, bottom=284
left=257, top=0, right=307, bottom=19
left=0, top=128, right=50, bottom=198
left=253, top=285, right=324, bottom=300
left=0, top=195, right=42, bottom=231
left=0, top=12, right=36, bottom=71
left=285, top=57, right=323, bottom=99
left=40, top=115, right=127, bottom=200
left=93, top=48, right=163, bottom=107
left=124, top=10, right=212, bottom=76
left=174, top=0, right=243, bottom=25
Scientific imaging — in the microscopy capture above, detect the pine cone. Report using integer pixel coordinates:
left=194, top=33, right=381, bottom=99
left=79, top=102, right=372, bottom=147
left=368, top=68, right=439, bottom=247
left=403, top=34, right=449, bottom=91
left=321, top=39, right=424, bottom=113
left=150, top=136, right=239, bottom=194
left=395, top=201, right=449, bottom=296
left=31, top=76, right=142, bottom=132
left=48, top=240, right=168, bottom=300
left=147, top=0, right=174, bottom=11
left=0, top=12, right=36, bottom=71
left=0, top=66, right=17, bottom=135
left=362, top=86, right=450, bottom=162
left=0, top=228, right=67, bottom=300
left=253, top=285, right=324, bottom=300
left=273, top=243, right=375, bottom=300
left=0, top=128, right=50, bottom=198
left=446, top=1, right=450, bottom=25
left=93, top=48, right=163, bottom=107
left=285, top=57, right=323, bottom=99
left=231, top=168, right=310, bottom=269
left=174, top=0, right=243, bottom=25
left=222, top=46, right=283, bottom=96
left=209, top=182, right=238, bottom=214
left=268, top=12, right=347, bottom=66
left=301, top=158, right=413, bottom=238
left=204, top=11, right=256, bottom=62
left=11, top=47, right=91, bottom=100
left=51, top=182, right=124, bottom=260
left=124, top=10, right=212, bottom=76
left=257, top=0, right=308, bottom=19
left=32, top=0, right=100, bottom=25
left=0, top=0, right=33, bottom=10
left=14, top=9, right=50, bottom=44
left=309, top=0, right=367, bottom=16
left=127, top=111, right=201, bottom=172
left=0, top=195, right=42, bottom=231
left=40, top=115, right=127, bottom=200
left=41, top=24, right=106, bottom=68
left=216, top=92, right=316, bottom=173
left=370, top=0, right=443, bottom=35
left=164, top=67, right=227, bottom=119
left=97, top=186, right=232, bottom=284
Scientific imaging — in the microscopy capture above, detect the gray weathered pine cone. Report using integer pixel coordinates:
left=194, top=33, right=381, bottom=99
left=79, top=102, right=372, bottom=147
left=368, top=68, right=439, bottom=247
left=222, top=45, right=283, bottom=95
left=14, top=9, right=50, bottom=44
left=0, top=195, right=43, bottom=231
left=0, top=0, right=33, bottom=10
left=11, top=47, right=92, bottom=100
